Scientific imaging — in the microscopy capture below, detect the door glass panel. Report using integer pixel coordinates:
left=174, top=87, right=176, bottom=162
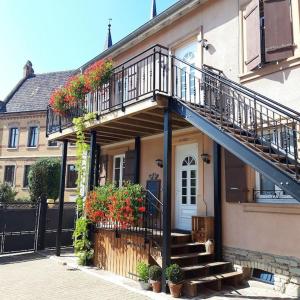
left=182, top=170, right=187, bottom=178
left=191, top=196, right=196, bottom=205
left=182, top=196, right=187, bottom=204
left=191, top=179, right=196, bottom=186
left=182, top=179, right=187, bottom=186
left=191, top=187, right=196, bottom=196
left=191, top=170, right=196, bottom=178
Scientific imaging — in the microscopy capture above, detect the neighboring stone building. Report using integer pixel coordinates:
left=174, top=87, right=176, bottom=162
left=0, top=61, right=77, bottom=201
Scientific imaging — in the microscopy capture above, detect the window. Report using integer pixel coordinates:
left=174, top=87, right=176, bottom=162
left=244, top=0, right=293, bottom=72
left=8, top=127, right=19, bottom=148
left=69, top=142, right=76, bottom=147
left=23, top=165, right=31, bottom=188
left=48, top=140, right=58, bottom=147
left=4, top=165, right=15, bottom=186
left=113, top=154, right=125, bottom=188
left=255, top=173, right=297, bottom=203
left=66, top=165, right=77, bottom=188
left=27, top=126, right=39, bottom=147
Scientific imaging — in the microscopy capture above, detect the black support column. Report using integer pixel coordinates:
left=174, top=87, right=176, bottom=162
left=88, top=131, right=97, bottom=191
left=134, top=136, right=141, bottom=184
left=162, top=106, right=172, bottom=293
left=95, top=144, right=101, bottom=187
left=56, top=139, right=68, bottom=256
left=213, top=142, right=222, bottom=261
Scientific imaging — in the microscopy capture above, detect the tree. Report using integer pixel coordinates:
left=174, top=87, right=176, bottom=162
left=28, top=158, right=61, bottom=202
left=0, top=182, right=17, bottom=203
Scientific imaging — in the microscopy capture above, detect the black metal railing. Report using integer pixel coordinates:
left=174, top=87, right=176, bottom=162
left=171, top=56, right=300, bottom=179
left=46, top=44, right=169, bottom=136
left=94, top=189, right=163, bottom=247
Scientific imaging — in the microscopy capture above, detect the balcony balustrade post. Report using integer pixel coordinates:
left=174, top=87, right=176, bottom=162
left=153, top=48, right=156, bottom=99
left=162, top=105, right=172, bottom=293
left=56, top=139, right=68, bottom=256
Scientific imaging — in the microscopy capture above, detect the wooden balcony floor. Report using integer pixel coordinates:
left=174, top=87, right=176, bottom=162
left=49, top=95, right=191, bottom=145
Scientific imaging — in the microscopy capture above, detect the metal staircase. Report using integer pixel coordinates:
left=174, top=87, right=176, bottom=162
left=170, top=57, right=300, bottom=201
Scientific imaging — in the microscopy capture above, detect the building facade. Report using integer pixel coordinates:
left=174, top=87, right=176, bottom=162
left=0, top=62, right=77, bottom=201
left=48, top=0, right=300, bottom=297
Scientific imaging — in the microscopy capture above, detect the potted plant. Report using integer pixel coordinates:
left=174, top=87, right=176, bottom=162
left=149, top=265, right=162, bottom=293
left=136, top=262, right=151, bottom=290
left=165, top=264, right=184, bottom=298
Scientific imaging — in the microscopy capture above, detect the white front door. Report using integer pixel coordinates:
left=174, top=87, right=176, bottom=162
left=174, top=42, right=200, bottom=104
left=175, top=143, right=198, bottom=231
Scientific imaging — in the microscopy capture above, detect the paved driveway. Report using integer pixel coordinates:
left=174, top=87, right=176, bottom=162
left=0, top=253, right=150, bottom=300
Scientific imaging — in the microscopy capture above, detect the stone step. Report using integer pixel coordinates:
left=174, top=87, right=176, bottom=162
left=181, top=261, right=231, bottom=273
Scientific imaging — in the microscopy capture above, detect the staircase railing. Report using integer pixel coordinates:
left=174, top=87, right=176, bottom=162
left=144, top=189, right=163, bottom=248
left=171, top=56, right=300, bottom=179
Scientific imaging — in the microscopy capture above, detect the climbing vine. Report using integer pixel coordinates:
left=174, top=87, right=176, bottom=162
left=72, top=112, right=96, bottom=265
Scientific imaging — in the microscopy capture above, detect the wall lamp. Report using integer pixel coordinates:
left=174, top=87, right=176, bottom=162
left=199, top=38, right=209, bottom=50
left=155, top=159, right=163, bottom=168
left=201, top=153, right=210, bottom=164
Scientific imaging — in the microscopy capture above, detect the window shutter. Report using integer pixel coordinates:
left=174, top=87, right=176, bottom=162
left=123, top=150, right=136, bottom=183
left=224, top=150, right=248, bottom=203
left=264, top=0, right=293, bottom=62
left=244, top=0, right=262, bottom=71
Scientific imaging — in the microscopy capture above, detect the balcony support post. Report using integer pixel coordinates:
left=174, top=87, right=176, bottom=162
left=213, top=141, right=222, bottom=261
left=162, top=105, right=172, bottom=293
left=134, top=137, right=141, bottom=184
left=88, top=131, right=97, bottom=191
left=56, top=139, right=68, bottom=256
left=95, top=144, right=101, bottom=187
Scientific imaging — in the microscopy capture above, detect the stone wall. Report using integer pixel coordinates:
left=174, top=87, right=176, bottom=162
left=223, top=246, right=300, bottom=298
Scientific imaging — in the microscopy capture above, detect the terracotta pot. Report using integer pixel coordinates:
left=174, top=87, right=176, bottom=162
left=150, top=280, right=161, bottom=293
left=168, top=282, right=183, bottom=298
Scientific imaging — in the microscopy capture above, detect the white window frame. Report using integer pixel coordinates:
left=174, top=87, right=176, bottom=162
left=27, top=123, right=40, bottom=148
left=4, top=164, right=16, bottom=187
left=113, top=154, right=125, bottom=187
left=255, top=172, right=298, bottom=204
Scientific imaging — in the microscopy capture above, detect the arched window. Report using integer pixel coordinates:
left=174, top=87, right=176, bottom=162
left=182, top=156, right=196, bottom=166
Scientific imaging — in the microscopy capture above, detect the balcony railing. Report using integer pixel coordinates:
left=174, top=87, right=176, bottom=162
left=46, top=44, right=169, bottom=136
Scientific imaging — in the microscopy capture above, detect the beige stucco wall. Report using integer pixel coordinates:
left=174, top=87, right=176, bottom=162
left=0, top=111, right=76, bottom=201
left=101, top=128, right=215, bottom=229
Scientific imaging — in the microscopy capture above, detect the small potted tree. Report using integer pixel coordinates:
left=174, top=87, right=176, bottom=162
left=136, top=262, right=151, bottom=290
left=165, top=264, right=184, bottom=298
left=149, top=265, right=162, bottom=293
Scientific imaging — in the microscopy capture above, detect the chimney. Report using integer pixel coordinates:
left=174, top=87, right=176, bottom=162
left=23, top=60, right=34, bottom=78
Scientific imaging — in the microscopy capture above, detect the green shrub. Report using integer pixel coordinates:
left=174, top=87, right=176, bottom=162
left=0, top=182, right=17, bottom=203
left=136, top=262, right=149, bottom=282
left=165, top=264, right=184, bottom=284
left=28, top=158, right=61, bottom=202
left=73, top=217, right=94, bottom=265
left=149, top=265, right=162, bottom=281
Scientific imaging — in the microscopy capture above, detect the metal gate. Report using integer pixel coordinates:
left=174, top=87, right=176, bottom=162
left=0, top=202, right=39, bottom=254
left=44, top=202, right=76, bottom=249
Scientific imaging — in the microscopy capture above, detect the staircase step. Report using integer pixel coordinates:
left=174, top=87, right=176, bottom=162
left=181, top=261, right=231, bottom=272
left=171, top=242, right=205, bottom=249
left=171, top=252, right=212, bottom=260
left=184, top=270, right=243, bottom=297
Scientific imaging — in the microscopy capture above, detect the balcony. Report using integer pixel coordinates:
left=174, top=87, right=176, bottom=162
left=46, top=44, right=170, bottom=137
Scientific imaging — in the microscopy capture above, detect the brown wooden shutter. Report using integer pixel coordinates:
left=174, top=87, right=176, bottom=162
left=224, top=150, right=248, bottom=203
left=123, top=150, right=136, bottom=183
left=244, top=0, right=262, bottom=71
left=264, top=0, right=294, bottom=62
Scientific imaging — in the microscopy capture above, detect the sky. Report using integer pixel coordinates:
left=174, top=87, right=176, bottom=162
left=0, top=0, right=177, bottom=100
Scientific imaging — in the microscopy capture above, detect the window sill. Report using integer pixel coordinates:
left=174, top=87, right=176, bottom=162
left=242, top=202, right=300, bottom=215
left=26, top=146, right=38, bottom=150
left=6, top=147, right=18, bottom=151
left=47, top=146, right=60, bottom=149
left=65, top=188, right=77, bottom=191
left=239, top=55, right=300, bottom=83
